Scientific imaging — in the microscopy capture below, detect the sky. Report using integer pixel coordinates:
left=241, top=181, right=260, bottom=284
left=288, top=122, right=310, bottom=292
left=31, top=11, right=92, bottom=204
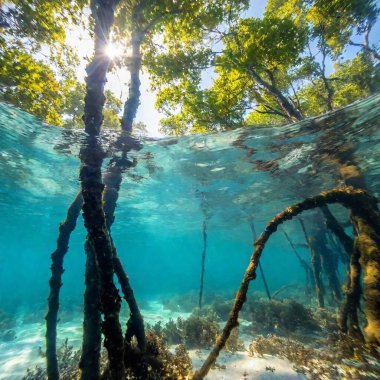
left=67, top=0, right=380, bottom=137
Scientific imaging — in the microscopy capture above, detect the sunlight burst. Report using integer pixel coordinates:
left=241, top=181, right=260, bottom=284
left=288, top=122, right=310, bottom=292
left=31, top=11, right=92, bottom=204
left=105, top=43, right=123, bottom=59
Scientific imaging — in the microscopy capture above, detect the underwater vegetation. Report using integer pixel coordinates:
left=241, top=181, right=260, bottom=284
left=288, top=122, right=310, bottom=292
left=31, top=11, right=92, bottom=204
left=23, top=335, right=192, bottom=380
left=147, top=309, right=221, bottom=349
left=242, top=299, right=321, bottom=335
left=248, top=333, right=380, bottom=379
left=23, top=340, right=82, bottom=380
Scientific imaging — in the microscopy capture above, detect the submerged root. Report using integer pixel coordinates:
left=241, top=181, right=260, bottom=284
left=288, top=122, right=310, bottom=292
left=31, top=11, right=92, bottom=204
left=46, top=192, right=83, bottom=380
left=192, top=186, right=380, bottom=380
left=198, top=221, right=208, bottom=309
left=338, top=241, right=364, bottom=341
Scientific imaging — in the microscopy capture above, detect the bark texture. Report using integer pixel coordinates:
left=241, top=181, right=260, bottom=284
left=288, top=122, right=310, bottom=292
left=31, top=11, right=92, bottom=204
left=250, top=221, right=271, bottom=299
left=46, top=192, right=83, bottom=380
left=80, top=241, right=102, bottom=380
left=102, top=147, right=146, bottom=351
left=332, top=144, right=380, bottom=344
left=121, top=34, right=142, bottom=132
left=338, top=239, right=364, bottom=341
left=354, top=210, right=380, bottom=344
left=321, top=205, right=353, bottom=260
left=308, top=234, right=325, bottom=307
left=80, top=1, right=125, bottom=379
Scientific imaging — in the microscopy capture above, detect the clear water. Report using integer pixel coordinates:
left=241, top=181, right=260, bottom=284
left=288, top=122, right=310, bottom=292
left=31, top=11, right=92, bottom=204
left=0, top=95, right=380, bottom=378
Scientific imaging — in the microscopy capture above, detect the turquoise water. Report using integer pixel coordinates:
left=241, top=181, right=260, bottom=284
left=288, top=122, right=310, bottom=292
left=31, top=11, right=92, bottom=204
left=0, top=95, right=380, bottom=378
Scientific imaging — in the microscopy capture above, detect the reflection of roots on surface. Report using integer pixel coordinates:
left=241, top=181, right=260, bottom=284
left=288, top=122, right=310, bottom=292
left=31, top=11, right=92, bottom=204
left=193, top=186, right=380, bottom=380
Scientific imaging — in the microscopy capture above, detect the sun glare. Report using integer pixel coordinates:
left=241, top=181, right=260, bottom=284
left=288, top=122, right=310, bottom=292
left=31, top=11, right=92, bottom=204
left=105, top=43, right=123, bottom=59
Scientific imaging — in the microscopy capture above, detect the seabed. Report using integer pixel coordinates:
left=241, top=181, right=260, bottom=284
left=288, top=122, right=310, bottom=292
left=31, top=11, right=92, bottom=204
left=0, top=299, right=306, bottom=380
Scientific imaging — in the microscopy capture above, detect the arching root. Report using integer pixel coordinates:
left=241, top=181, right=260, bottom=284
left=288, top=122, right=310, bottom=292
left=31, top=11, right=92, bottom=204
left=192, top=186, right=380, bottom=380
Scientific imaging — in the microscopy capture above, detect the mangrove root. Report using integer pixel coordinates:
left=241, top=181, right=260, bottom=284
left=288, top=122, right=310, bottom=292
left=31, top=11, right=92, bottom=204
left=192, top=186, right=380, bottom=379
left=338, top=239, right=364, bottom=341
left=321, top=205, right=353, bottom=260
left=198, top=221, right=207, bottom=308
left=282, top=230, right=313, bottom=297
left=46, top=191, right=83, bottom=380
left=80, top=241, right=102, bottom=379
left=80, top=0, right=125, bottom=378
left=250, top=221, right=271, bottom=300
left=103, top=154, right=146, bottom=352
left=299, top=217, right=325, bottom=307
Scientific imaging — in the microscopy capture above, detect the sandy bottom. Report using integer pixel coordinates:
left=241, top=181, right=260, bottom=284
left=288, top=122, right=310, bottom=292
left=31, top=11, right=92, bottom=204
left=0, top=301, right=306, bottom=380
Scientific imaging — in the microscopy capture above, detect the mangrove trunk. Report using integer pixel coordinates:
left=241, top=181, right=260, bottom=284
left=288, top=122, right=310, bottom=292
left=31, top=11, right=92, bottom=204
left=80, top=0, right=125, bottom=378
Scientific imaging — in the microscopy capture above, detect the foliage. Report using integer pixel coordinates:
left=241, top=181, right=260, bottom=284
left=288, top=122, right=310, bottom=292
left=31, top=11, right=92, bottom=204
left=154, top=14, right=308, bottom=133
left=245, top=106, right=285, bottom=126
left=151, top=0, right=380, bottom=134
left=107, top=0, right=248, bottom=132
left=1, top=0, right=379, bottom=133
left=0, top=0, right=86, bottom=47
left=331, top=53, right=380, bottom=106
left=299, top=53, right=380, bottom=116
left=220, top=17, right=307, bottom=72
left=306, top=0, right=379, bottom=54
left=0, top=0, right=86, bottom=125
left=0, top=47, right=64, bottom=124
